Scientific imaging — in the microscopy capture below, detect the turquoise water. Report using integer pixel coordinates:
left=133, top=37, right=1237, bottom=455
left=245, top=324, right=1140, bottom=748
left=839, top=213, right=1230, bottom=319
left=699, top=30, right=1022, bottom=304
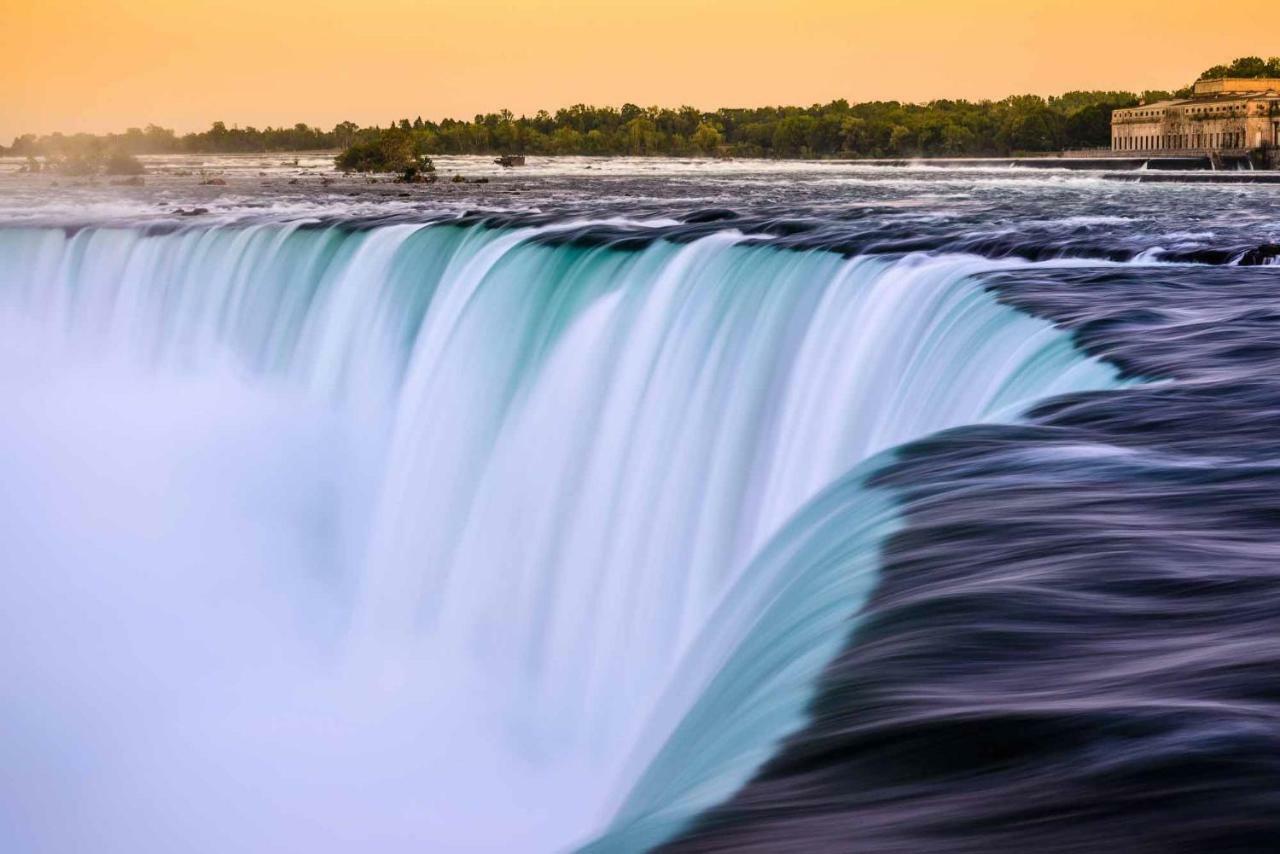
left=0, top=222, right=1121, bottom=852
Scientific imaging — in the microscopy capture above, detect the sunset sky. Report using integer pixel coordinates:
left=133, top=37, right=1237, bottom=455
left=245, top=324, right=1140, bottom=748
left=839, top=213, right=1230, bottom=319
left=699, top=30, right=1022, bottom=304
left=1, top=0, right=1274, bottom=141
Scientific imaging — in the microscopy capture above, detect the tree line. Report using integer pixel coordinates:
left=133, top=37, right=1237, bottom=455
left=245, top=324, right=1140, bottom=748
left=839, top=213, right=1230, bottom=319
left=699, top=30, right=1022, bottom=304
left=6, top=58, right=1275, bottom=164
left=0, top=96, right=1143, bottom=162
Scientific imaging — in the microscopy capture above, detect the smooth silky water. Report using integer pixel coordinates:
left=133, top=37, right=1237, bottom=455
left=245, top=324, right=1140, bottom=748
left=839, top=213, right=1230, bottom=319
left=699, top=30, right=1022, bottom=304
left=0, top=219, right=1122, bottom=852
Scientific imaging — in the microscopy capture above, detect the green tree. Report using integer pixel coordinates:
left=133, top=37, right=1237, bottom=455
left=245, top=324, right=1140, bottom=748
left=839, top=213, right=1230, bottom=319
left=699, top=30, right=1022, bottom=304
left=334, top=127, right=434, bottom=180
left=888, top=124, right=914, bottom=155
left=772, top=115, right=817, bottom=157
left=1065, top=103, right=1120, bottom=148
left=692, top=122, right=722, bottom=155
left=1199, top=56, right=1280, bottom=80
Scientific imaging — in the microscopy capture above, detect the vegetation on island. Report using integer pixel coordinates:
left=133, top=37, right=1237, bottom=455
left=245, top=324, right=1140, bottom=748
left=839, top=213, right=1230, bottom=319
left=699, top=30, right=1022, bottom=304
left=333, top=128, right=435, bottom=181
left=17, top=149, right=146, bottom=178
left=5, top=58, right=1276, bottom=169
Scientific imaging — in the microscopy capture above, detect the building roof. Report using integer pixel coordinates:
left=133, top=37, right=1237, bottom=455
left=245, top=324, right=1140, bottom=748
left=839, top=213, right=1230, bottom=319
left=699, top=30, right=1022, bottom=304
left=1195, top=77, right=1280, bottom=96
left=1116, top=90, right=1280, bottom=116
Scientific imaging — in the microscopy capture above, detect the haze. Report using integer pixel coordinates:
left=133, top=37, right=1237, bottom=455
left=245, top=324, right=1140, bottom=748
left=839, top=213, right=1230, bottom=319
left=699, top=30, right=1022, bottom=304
left=1, top=0, right=1273, bottom=142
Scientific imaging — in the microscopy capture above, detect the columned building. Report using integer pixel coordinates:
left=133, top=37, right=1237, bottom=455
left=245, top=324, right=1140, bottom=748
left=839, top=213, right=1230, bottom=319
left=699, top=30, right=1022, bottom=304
left=1111, top=78, right=1280, bottom=153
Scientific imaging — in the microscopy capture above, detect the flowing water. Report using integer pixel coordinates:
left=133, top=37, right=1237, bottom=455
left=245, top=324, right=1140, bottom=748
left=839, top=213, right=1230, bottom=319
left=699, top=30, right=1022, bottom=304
left=1, top=157, right=1279, bottom=853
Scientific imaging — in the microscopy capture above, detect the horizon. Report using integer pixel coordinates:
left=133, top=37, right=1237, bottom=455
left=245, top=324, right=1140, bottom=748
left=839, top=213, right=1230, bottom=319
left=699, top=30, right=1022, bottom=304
left=0, top=76, right=1246, bottom=145
left=0, top=82, right=1204, bottom=143
left=3, top=0, right=1277, bottom=142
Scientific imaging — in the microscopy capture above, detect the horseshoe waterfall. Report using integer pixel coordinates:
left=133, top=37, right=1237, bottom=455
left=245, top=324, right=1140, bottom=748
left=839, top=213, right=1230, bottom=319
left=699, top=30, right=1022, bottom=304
left=0, top=220, right=1121, bottom=853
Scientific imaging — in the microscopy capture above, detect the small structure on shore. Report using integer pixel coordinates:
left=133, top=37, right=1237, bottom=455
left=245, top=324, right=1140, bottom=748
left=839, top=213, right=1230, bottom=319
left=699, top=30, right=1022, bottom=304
left=494, top=154, right=526, bottom=167
left=1111, top=78, right=1280, bottom=166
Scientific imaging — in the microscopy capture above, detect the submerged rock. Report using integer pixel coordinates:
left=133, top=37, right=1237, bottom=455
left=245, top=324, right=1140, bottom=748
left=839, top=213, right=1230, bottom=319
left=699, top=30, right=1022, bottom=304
left=1239, top=243, right=1280, bottom=265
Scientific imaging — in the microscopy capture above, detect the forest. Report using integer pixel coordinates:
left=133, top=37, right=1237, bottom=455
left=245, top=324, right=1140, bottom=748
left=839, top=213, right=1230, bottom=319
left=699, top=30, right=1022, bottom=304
left=5, top=58, right=1274, bottom=166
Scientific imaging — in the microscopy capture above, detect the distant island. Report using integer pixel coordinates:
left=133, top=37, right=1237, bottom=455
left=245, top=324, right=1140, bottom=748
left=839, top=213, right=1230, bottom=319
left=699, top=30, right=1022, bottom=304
left=5, top=57, right=1277, bottom=177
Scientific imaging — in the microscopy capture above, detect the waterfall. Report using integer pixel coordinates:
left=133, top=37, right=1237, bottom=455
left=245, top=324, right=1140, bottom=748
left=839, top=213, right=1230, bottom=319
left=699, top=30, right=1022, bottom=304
left=0, top=221, right=1121, bottom=853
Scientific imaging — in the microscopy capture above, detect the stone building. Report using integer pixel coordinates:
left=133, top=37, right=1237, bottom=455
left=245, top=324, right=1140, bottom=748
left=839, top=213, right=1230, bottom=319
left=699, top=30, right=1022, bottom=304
left=1111, top=78, right=1280, bottom=155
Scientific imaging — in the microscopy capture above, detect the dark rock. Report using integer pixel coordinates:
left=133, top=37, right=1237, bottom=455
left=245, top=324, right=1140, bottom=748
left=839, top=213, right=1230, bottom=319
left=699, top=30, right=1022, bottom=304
left=1239, top=244, right=1280, bottom=266
left=683, top=208, right=741, bottom=224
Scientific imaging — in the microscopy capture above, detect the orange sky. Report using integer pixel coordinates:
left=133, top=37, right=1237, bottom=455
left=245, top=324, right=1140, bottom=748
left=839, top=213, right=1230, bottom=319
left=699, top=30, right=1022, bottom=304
left=0, top=0, right=1274, bottom=141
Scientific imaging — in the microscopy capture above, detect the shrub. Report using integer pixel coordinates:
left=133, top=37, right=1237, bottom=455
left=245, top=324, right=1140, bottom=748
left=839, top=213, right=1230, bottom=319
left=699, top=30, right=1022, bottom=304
left=51, top=153, right=101, bottom=176
left=335, top=128, right=434, bottom=181
left=104, top=152, right=146, bottom=176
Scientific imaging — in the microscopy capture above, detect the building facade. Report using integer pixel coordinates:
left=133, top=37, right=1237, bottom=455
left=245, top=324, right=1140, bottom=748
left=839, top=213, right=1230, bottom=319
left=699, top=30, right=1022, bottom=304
left=1111, top=78, right=1280, bottom=154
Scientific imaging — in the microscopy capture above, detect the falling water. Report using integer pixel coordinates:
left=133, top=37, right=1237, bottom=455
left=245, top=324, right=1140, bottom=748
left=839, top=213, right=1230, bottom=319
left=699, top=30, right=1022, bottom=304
left=0, top=221, right=1120, bottom=852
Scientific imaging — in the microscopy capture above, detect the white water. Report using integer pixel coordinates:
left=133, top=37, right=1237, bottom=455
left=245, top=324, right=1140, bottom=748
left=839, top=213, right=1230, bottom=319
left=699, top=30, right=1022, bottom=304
left=0, top=222, right=1120, bottom=852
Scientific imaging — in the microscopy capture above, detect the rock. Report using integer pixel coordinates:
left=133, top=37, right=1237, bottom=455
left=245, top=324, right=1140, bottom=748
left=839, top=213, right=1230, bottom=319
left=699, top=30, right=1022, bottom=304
left=174, top=207, right=210, bottom=216
left=1239, top=243, right=1280, bottom=265
left=683, top=208, right=740, bottom=224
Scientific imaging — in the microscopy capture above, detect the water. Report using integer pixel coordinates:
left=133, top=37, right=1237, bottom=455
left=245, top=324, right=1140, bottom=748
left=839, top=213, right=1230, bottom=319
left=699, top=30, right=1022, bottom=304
left=1, top=158, right=1278, bottom=853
